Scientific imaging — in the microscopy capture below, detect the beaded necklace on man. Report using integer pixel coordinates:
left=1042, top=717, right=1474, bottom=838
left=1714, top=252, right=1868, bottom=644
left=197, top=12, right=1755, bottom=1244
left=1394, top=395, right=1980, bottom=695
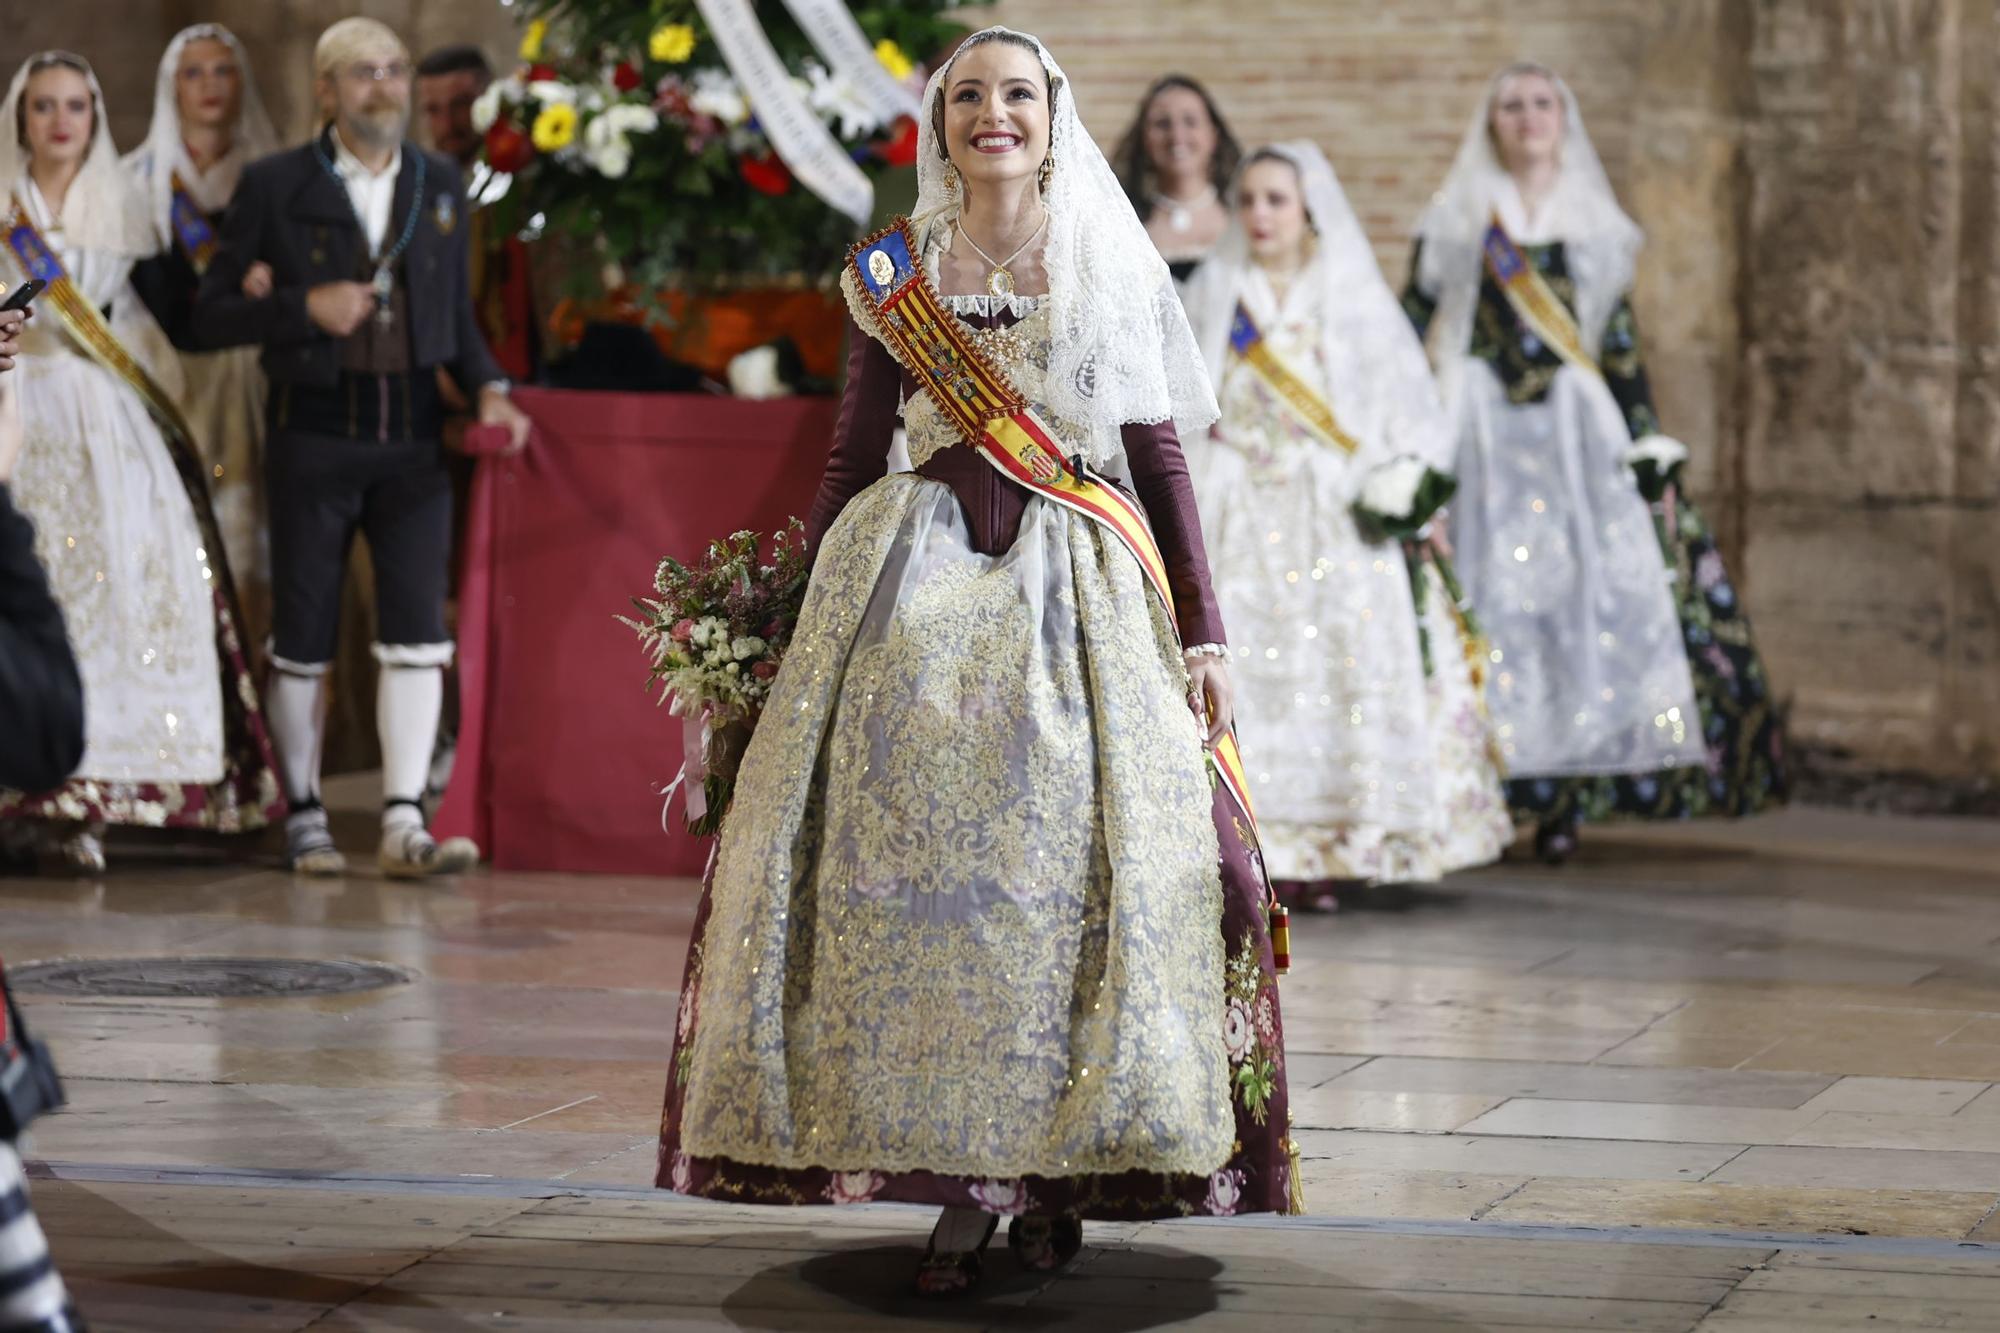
left=310, top=134, right=426, bottom=327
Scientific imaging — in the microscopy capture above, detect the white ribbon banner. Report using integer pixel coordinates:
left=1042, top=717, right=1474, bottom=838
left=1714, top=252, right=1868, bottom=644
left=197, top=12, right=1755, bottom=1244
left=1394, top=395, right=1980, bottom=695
left=693, top=0, right=873, bottom=225
left=781, top=0, right=922, bottom=124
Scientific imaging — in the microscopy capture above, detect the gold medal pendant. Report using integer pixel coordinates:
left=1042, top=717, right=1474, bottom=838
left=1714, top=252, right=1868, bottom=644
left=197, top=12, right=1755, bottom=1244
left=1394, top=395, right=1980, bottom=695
left=986, top=266, right=1014, bottom=298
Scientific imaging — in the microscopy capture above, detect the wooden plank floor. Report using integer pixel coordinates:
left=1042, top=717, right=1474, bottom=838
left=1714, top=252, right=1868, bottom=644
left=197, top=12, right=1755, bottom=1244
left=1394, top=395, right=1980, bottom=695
left=10, top=798, right=2000, bottom=1329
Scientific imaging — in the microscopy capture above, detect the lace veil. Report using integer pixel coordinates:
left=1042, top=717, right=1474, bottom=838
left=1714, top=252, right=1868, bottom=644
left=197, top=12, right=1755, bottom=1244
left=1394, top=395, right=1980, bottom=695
left=124, top=25, right=280, bottom=252
left=1412, top=63, right=1641, bottom=407
left=0, top=51, right=154, bottom=256
left=1185, top=141, right=1454, bottom=469
left=909, top=26, right=1217, bottom=435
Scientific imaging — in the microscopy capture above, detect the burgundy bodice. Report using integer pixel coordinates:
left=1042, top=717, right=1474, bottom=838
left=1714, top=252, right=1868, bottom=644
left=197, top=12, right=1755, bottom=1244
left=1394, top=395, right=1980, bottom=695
left=805, top=307, right=1227, bottom=647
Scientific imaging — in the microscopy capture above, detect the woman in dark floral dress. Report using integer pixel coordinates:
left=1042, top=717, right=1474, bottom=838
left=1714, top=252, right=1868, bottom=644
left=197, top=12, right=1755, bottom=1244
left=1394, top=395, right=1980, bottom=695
left=1401, top=62, right=1785, bottom=863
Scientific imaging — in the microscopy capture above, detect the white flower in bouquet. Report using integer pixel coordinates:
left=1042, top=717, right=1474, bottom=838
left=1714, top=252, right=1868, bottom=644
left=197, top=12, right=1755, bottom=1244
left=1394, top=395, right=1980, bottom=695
left=528, top=79, right=577, bottom=106
left=690, top=69, right=749, bottom=127
left=471, top=76, right=520, bottom=133
left=805, top=60, right=882, bottom=139
left=1359, top=455, right=1429, bottom=520
left=730, top=636, right=767, bottom=662
left=727, top=345, right=788, bottom=400
left=1625, top=434, right=1690, bottom=470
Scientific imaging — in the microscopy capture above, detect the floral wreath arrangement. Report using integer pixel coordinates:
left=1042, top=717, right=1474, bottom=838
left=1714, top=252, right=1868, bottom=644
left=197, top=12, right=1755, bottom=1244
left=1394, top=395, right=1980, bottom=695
left=475, top=1, right=969, bottom=302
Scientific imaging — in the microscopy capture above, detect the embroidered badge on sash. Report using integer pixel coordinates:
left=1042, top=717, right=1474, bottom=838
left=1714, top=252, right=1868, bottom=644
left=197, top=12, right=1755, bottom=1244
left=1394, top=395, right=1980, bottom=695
left=434, top=194, right=457, bottom=236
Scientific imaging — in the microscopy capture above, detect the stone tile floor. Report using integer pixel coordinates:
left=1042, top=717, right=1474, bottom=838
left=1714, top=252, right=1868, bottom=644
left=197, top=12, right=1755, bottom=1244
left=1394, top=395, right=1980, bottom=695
left=10, top=800, right=2000, bottom=1329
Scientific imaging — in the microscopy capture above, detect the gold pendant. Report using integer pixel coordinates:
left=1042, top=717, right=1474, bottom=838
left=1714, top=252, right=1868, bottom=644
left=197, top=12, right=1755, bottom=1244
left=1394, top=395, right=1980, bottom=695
left=986, top=266, right=1013, bottom=298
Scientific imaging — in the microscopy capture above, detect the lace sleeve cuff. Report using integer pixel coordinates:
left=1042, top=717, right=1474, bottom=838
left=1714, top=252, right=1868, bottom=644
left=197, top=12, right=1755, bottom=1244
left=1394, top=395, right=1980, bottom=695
left=1182, top=642, right=1229, bottom=660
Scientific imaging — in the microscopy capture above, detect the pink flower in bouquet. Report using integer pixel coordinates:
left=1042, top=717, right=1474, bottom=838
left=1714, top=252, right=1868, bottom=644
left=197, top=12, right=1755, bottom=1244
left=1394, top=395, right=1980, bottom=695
left=751, top=661, right=778, bottom=680
left=762, top=617, right=785, bottom=639
left=670, top=618, right=696, bottom=643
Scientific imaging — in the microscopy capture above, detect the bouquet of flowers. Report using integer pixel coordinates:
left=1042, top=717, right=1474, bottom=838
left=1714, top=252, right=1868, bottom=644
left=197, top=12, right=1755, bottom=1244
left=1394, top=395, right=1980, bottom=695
left=621, top=520, right=810, bottom=835
left=1625, top=433, right=1690, bottom=503
left=1351, top=457, right=1484, bottom=680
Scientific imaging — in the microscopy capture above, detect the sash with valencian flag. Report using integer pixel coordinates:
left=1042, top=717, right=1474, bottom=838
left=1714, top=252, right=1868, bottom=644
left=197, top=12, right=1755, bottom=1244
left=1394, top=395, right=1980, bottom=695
left=167, top=171, right=222, bottom=273
left=1229, top=303, right=1359, bottom=454
left=1481, top=210, right=1600, bottom=377
left=848, top=218, right=1288, bottom=970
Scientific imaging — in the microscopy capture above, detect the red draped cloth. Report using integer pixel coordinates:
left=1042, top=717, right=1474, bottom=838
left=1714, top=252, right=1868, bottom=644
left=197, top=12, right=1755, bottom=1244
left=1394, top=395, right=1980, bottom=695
left=435, top=387, right=830, bottom=875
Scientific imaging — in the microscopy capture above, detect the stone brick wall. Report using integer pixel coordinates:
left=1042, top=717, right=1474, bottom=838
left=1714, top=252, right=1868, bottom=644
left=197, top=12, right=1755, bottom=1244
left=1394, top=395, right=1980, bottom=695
left=7, top=1, right=1998, bottom=791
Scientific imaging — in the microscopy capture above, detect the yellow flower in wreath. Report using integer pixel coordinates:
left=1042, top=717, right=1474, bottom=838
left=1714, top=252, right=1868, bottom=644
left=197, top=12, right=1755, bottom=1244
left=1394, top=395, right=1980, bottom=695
left=650, top=23, right=697, bottom=64
left=519, top=17, right=549, bottom=61
left=874, top=39, right=913, bottom=82
left=532, top=102, right=579, bottom=152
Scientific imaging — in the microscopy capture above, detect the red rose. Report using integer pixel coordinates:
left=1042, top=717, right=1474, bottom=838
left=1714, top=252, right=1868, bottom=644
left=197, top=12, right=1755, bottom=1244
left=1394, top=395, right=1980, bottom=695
left=761, top=618, right=785, bottom=639
left=527, top=62, right=558, bottom=83
left=739, top=151, right=793, bottom=196
left=877, top=115, right=918, bottom=168
left=484, top=119, right=535, bottom=174
left=612, top=61, right=642, bottom=92
left=751, top=661, right=778, bottom=680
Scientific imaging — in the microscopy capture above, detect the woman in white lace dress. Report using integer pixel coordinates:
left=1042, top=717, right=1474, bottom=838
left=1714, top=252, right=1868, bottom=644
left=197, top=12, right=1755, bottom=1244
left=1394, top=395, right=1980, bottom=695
left=655, top=27, right=1298, bottom=1300
left=0, top=52, right=280, bottom=872
left=1184, top=143, right=1509, bottom=910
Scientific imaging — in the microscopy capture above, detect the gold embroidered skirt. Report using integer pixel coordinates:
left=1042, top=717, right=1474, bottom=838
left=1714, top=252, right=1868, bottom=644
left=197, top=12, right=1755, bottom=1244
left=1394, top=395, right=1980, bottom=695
left=674, top=474, right=1237, bottom=1181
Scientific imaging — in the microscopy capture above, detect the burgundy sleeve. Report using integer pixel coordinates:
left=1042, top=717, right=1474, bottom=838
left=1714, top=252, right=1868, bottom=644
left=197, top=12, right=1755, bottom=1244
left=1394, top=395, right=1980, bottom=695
left=1122, top=418, right=1228, bottom=647
left=805, top=319, right=901, bottom=555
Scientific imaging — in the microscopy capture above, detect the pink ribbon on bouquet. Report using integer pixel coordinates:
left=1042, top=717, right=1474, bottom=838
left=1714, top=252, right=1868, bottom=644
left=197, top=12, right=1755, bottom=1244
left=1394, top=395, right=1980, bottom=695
left=659, top=695, right=726, bottom=832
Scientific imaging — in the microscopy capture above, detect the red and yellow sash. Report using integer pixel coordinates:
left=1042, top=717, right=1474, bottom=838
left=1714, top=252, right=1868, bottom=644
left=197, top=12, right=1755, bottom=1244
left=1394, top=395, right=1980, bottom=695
left=1481, top=211, right=1599, bottom=377
left=1228, top=303, right=1357, bottom=453
left=6, top=198, right=199, bottom=454
left=847, top=219, right=1268, bottom=863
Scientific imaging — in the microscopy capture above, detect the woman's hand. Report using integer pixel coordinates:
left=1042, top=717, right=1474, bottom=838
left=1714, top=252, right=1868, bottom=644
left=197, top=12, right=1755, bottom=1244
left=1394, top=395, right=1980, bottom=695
left=1186, top=654, right=1235, bottom=747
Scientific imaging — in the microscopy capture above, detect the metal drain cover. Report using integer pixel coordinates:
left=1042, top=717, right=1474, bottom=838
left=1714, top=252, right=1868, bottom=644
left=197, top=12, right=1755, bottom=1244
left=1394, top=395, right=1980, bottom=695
left=8, top=957, right=414, bottom=999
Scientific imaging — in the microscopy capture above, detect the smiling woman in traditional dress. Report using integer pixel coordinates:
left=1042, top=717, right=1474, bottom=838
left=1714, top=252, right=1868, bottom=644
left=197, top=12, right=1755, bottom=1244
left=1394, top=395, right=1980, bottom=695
left=1113, top=74, right=1241, bottom=287
left=656, top=25, right=1298, bottom=1300
left=126, top=24, right=280, bottom=656
left=1183, top=143, right=1510, bottom=911
left=1402, top=63, right=1785, bottom=862
left=0, top=51, right=281, bottom=872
